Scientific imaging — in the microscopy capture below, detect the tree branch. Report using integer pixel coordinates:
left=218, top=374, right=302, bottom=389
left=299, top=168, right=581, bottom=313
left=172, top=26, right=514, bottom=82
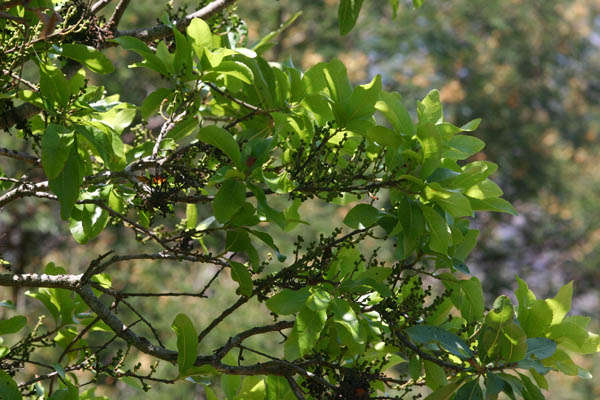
left=106, top=0, right=131, bottom=31
left=91, top=0, right=113, bottom=14
left=117, top=0, right=237, bottom=42
left=0, top=146, right=40, bottom=166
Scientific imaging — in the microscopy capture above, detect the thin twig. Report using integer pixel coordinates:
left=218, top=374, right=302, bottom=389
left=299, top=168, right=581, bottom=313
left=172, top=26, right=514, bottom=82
left=106, top=0, right=130, bottom=31
left=91, top=0, right=113, bottom=13
left=117, top=0, right=237, bottom=42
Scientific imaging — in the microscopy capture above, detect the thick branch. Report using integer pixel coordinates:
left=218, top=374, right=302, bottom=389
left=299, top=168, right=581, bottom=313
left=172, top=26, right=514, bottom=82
left=0, top=273, right=83, bottom=289
left=117, top=0, right=237, bottom=42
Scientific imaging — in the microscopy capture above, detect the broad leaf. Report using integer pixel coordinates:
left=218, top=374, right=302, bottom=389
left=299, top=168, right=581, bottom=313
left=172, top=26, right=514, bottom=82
left=171, top=313, right=198, bottom=377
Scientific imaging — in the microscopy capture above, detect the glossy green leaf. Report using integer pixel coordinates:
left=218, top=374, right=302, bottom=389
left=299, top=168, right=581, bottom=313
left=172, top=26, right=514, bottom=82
left=464, top=179, right=503, bottom=200
left=424, top=360, right=447, bottom=390
left=39, top=64, right=70, bottom=109
left=213, top=179, right=246, bottom=223
left=425, top=183, right=473, bottom=217
left=406, top=325, right=473, bottom=359
left=69, top=204, right=110, bottom=244
left=0, top=370, right=21, bottom=400
left=417, top=89, right=443, bottom=124
left=42, top=124, right=75, bottom=179
left=375, top=91, right=415, bottom=135
left=526, top=338, right=556, bottom=360
left=519, top=299, right=552, bottom=338
left=61, top=43, right=114, bottom=74
left=266, top=288, right=310, bottom=315
left=197, top=126, right=241, bottom=167
left=343, top=203, right=381, bottom=229
left=469, top=197, right=518, bottom=216
left=442, top=275, right=484, bottom=322
left=187, top=18, right=213, bottom=59
left=296, top=305, right=326, bottom=355
left=443, top=135, right=486, bottom=160
left=417, top=122, right=443, bottom=178
left=230, top=261, right=253, bottom=297
left=348, top=74, right=381, bottom=120
left=338, top=0, right=365, bottom=35
left=265, top=376, right=293, bottom=400
left=171, top=313, right=198, bottom=377
left=0, top=315, right=27, bottom=335
left=546, top=281, right=572, bottom=325
left=454, top=379, right=483, bottom=400
left=48, top=148, right=84, bottom=220
left=422, top=206, right=450, bottom=254
left=111, top=36, right=168, bottom=74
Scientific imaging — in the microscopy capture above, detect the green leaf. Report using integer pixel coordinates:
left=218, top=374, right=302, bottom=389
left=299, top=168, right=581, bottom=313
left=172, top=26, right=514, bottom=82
left=397, top=198, right=425, bottom=256
left=69, top=203, right=110, bottom=244
left=197, top=126, right=241, bottom=167
left=343, top=203, right=381, bottom=229
left=443, top=135, right=486, bottom=160
left=266, top=288, right=310, bottom=315
left=421, top=206, right=450, bottom=254
left=230, top=261, right=253, bottom=297
left=519, top=299, right=552, bottom=338
left=423, top=380, right=463, bottom=400
left=265, top=376, right=293, bottom=400
left=480, top=322, right=527, bottom=363
left=454, top=379, right=484, bottom=400
left=296, top=306, right=326, bottom=355
left=418, top=89, right=443, bottom=124
left=375, top=91, right=415, bottom=135
left=486, top=295, right=515, bottom=326
left=171, top=313, right=198, bottom=377
left=413, top=0, right=424, bottom=8
left=0, top=315, right=27, bottom=335
left=546, top=281, right=572, bottom=325
left=61, top=43, right=114, bottom=74
left=424, top=360, right=446, bottom=390
left=141, top=88, right=171, bottom=120
left=173, top=28, right=192, bottom=74
left=94, top=103, right=136, bottom=134
left=425, top=183, right=473, bottom=217
left=464, top=179, right=503, bottom=199
left=417, top=122, right=443, bottom=178
left=111, top=36, right=168, bottom=75
left=306, top=289, right=332, bottom=312
left=338, top=0, right=365, bottom=35
left=222, top=374, right=242, bottom=400
left=48, top=148, right=84, bottom=220
left=366, top=125, right=403, bottom=148
left=526, top=338, right=556, bottom=360
left=460, top=118, right=482, bottom=132
left=213, top=179, right=246, bottom=223
left=253, top=11, right=302, bottom=55
left=348, top=74, right=382, bottom=121
left=0, top=370, right=22, bottom=400
left=42, top=124, right=75, bottom=179
left=39, top=64, right=70, bottom=110
left=187, top=18, right=213, bottom=59
left=517, top=373, right=544, bottom=400
left=406, top=325, right=473, bottom=359
left=442, top=275, right=484, bottom=322
left=468, top=197, right=518, bottom=216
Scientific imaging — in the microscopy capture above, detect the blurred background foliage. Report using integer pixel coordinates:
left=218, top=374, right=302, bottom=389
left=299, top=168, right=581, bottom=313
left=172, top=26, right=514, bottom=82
left=2, top=0, right=600, bottom=398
